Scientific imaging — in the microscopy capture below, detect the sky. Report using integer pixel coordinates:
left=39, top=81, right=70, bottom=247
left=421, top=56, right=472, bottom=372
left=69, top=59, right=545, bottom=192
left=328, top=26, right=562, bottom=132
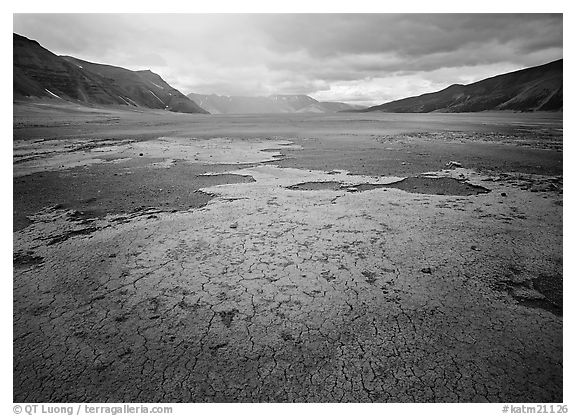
left=13, top=13, right=563, bottom=106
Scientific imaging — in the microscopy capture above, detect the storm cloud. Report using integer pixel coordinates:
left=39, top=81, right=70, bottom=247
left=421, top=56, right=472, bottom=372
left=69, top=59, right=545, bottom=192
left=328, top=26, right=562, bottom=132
left=13, top=13, right=562, bottom=105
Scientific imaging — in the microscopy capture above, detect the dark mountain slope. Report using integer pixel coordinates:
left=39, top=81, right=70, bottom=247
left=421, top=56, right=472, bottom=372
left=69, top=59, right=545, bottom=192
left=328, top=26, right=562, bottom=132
left=13, top=33, right=208, bottom=114
left=14, top=34, right=122, bottom=104
left=361, top=59, right=562, bottom=113
left=62, top=57, right=208, bottom=113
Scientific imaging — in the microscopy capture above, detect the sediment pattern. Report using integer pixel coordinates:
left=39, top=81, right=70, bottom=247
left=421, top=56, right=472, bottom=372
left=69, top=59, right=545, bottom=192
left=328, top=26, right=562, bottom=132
left=14, top=160, right=562, bottom=402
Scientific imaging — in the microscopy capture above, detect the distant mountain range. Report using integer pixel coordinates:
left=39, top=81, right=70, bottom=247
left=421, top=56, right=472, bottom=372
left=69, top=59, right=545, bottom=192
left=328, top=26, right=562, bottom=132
left=186, top=93, right=366, bottom=114
left=14, top=33, right=562, bottom=115
left=13, top=33, right=208, bottom=114
left=359, top=59, right=562, bottom=113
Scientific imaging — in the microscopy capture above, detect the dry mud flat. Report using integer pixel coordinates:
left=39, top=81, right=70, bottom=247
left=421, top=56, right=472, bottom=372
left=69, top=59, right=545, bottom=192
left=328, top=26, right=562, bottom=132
left=14, top=131, right=562, bottom=402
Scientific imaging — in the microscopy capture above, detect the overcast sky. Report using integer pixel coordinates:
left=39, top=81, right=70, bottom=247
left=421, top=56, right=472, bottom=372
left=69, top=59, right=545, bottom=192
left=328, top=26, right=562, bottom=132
left=13, top=14, right=563, bottom=106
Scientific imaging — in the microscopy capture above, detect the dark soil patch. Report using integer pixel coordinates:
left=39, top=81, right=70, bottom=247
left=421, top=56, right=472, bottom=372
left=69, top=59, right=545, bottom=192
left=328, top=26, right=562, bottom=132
left=321, top=270, right=336, bottom=281
left=352, top=184, right=389, bottom=192
left=515, top=297, right=562, bottom=316
left=382, top=177, right=490, bottom=196
left=270, top=134, right=562, bottom=178
left=532, top=273, right=563, bottom=314
left=287, top=181, right=343, bottom=191
left=47, top=227, right=101, bottom=245
left=13, top=251, right=44, bottom=269
left=218, top=310, right=238, bottom=328
left=362, top=270, right=378, bottom=284
left=492, top=270, right=562, bottom=316
left=13, top=159, right=255, bottom=231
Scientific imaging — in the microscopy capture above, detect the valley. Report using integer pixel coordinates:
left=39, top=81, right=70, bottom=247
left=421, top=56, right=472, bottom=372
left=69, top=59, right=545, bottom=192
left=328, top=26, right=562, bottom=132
left=13, top=105, right=563, bottom=402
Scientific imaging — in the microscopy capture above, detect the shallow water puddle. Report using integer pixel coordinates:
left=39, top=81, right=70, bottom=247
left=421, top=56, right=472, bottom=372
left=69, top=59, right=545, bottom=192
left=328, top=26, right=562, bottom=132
left=287, top=176, right=491, bottom=196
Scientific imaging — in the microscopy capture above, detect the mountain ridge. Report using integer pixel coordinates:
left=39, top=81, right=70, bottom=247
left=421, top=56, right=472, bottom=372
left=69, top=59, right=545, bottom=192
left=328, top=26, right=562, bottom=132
left=13, top=33, right=208, bottom=114
left=14, top=32, right=562, bottom=116
left=186, top=92, right=365, bottom=114
left=358, top=59, right=562, bottom=113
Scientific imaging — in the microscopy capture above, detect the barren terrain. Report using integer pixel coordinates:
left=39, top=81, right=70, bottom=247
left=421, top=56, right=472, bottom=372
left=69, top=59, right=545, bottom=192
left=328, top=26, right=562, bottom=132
left=13, top=102, right=562, bottom=402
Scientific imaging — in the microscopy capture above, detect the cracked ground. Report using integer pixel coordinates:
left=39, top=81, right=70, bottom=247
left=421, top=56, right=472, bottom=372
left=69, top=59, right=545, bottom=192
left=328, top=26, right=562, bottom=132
left=13, top=107, right=562, bottom=402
